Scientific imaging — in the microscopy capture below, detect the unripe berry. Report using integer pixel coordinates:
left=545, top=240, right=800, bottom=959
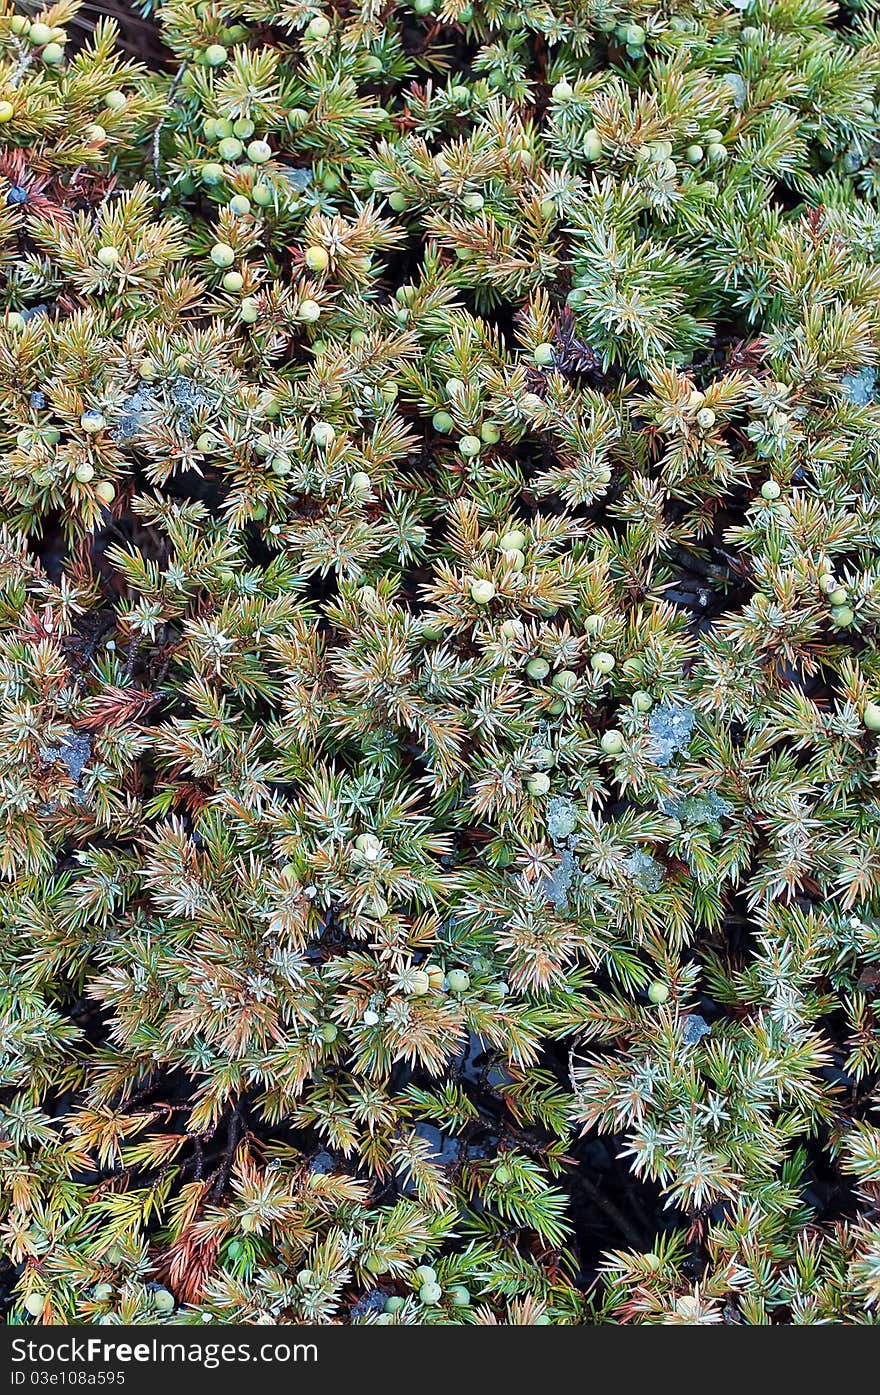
left=75, top=462, right=95, bottom=483
left=41, top=42, right=64, bottom=64
left=222, top=270, right=244, bottom=293
left=239, top=297, right=259, bottom=322
left=761, top=479, right=781, bottom=500
left=469, top=578, right=496, bottom=605
left=305, top=245, right=329, bottom=272
left=96, top=246, right=119, bottom=269
left=204, top=43, right=228, bottom=66
left=311, top=421, right=336, bottom=448
left=446, top=968, right=470, bottom=993
left=527, top=772, right=551, bottom=796
left=95, top=480, right=116, bottom=504
left=862, top=702, right=880, bottom=731
left=80, top=411, right=105, bottom=433
left=104, top=90, right=127, bottom=111
left=24, top=1293, right=45, bottom=1317
left=432, top=411, right=454, bottom=433
left=591, top=651, right=615, bottom=674
left=827, top=587, right=848, bottom=606
left=218, top=136, right=243, bottom=161
left=354, top=832, right=383, bottom=860
left=696, top=407, right=716, bottom=429
left=526, top=657, right=550, bottom=680
left=583, top=131, right=602, bottom=161
left=252, top=182, right=273, bottom=206
left=298, top=298, right=321, bottom=322
left=29, top=21, right=53, bottom=45
left=685, top=144, right=703, bottom=164
left=480, top=420, right=501, bottom=444
left=449, top=1285, right=471, bottom=1307
left=419, top=1281, right=442, bottom=1305
left=0, top=101, right=14, bottom=123
left=600, top=729, right=625, bottom=755
left=459, top=434, right=481, bottom=457
left=306, top=14, right=331, bottom=38
left=632, top=690, right=653, bottom=713
left=408, top=969, right=431, bottom=995
left=424, top=963, right=445, bottom=990
left=647, top=980, right=669, bottom=1005
left=320, top=1022, right=338, bottom=1043
left=414, top=1265, right=437, bottom=1285
left=152, top=1287, right=175, bottom=1313
left=201, top=162, right=225, bottom=185
left=210, top=242, right=235, bottom=268
left=247, top=139, right=272, bottom=164
left=498, top=529, right=526, bottom=551
left=552, top=79, right=573, bottom=100
left=533, top=342, right=554, bottom=366
left=350, top=471, right=372, bottom=495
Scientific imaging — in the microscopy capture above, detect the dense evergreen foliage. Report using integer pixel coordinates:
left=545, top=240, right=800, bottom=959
left=2, top=0, right=880, bottom=1326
